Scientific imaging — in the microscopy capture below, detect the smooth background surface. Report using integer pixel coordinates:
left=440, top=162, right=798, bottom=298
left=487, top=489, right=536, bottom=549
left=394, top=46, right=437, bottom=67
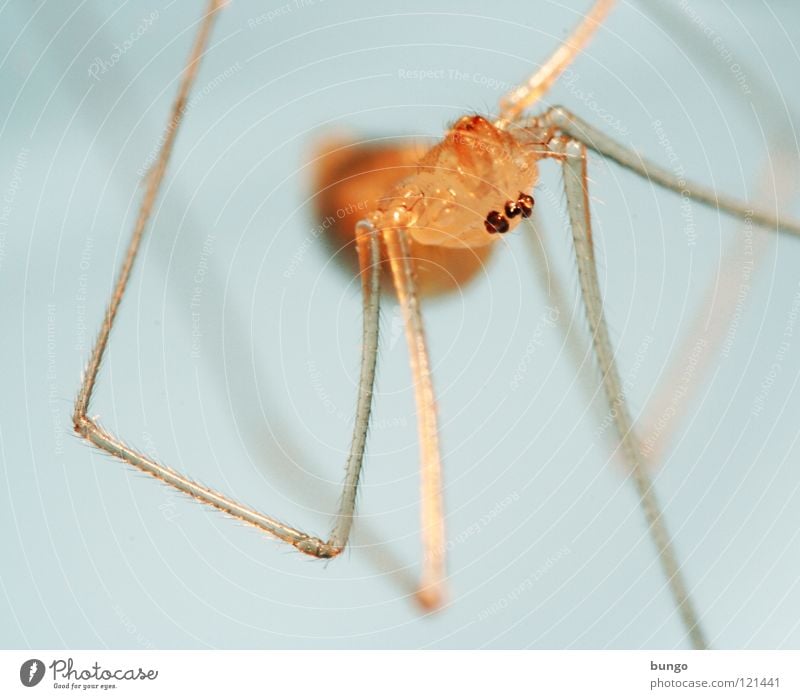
left=1, top=0, right=800, bottom=649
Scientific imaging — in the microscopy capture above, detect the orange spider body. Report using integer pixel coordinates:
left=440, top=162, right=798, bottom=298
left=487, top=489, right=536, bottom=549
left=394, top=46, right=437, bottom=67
left=314, top=115, right=541, bottom=295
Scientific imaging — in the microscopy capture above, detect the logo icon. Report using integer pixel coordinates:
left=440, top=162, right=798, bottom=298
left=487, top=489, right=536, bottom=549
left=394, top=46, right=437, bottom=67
left=20, top=659, right=45, bottom=688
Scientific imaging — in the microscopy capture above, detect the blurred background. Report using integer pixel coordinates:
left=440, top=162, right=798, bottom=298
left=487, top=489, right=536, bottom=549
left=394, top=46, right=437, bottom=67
left=1, top=0, right=799, bottom=649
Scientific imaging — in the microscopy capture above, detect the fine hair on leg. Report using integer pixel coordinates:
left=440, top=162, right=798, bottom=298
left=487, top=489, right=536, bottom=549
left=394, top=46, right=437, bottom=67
left=552, top=136, right=709, bottom=649
left=74, top=1, right=382, bottom=561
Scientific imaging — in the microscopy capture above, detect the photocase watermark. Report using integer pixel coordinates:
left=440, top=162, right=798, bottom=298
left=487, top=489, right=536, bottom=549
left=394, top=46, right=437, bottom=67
left=74, top=236, right=94, bottom=354
left=246, top=0, right=328, bottom=28
left=113, top=604, right=156, bottom=649
left=142, top=430, right=181, bottom=522
left=284, top=199, right=369, bottom=278
left=47, top=304, right=65, bottom=457
left=0, top=147, right=29, bottom=272
left=446, top=491, right=520, bottom=551
left=751, top=283, right=800, bottom=418
left=87, top=10, right=159, bottom=81
left=651, top=119, right=697, bottom=247
left=678, top=0, right=752, bottom=96
left=397, top=67, right=514, bottom=93
left=39, top=657, right=159, bottom=690
left=476, top=546, right=571, bottom=621
left=594, top=334, right=654, bottom=439
left=189, top=232, right=216, bottom=360
left=19, top=659, right=45, bottom=687
left=306, top=358, right=407, bottom=430
left=721, top=209, right=754, bottom=358
left=561, top=68, right=630, bottom=138
left=137, top=62, right=243, bottom=177
left=510, top=305, right=560, bottom=391
left=641, top=337, right=707, bottom=457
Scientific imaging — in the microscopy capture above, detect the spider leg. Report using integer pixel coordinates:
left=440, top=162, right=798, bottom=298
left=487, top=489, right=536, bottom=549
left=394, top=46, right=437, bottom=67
left=74, top=0, right=382, bottom=561
left=641, top=154, right=799, bottom=466
left=540, top=106, right=800, bottom=237
left=631, top=0, right=800, bottom=464
left=497, top=0, right=616, bottom=125
left=329, top=221, right=382, bottom=550
left=75, top=0, right=223, bottom=429
left=522, top=213, right=611, bottom=430
left=553, top=136, right=709, bottom=649
left=383, top=227, right=447, bottom=611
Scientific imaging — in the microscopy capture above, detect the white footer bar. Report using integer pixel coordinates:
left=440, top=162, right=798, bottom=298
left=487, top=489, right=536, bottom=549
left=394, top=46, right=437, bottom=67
left=1, top=650, right=797, bottom=697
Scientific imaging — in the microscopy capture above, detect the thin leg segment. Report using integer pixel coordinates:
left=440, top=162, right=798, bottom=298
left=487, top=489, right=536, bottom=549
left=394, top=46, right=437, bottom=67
left=74, top=0, right=224, bottom=425
left=383, top=227, right=447, bottom=610
left=329, top=221, right=382, bottom=549
left=497, top=0, right=615, bottom=126
left=556, top=137, right=709, bottom=649
left=541, top=106, right=800, bottom=237
left=631, top=0, right=800, bottom=463
left=74, top=0, right=382, bottom=559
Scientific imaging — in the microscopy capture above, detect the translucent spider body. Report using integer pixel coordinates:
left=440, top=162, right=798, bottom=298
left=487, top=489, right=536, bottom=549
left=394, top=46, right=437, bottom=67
left=370, top=115, right=540, bottom=245
left=315, top=116, right=545, bottom=295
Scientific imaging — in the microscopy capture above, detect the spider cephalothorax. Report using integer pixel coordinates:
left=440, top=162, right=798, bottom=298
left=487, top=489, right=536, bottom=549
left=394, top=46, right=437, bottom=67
left=368, top=114, right=541, bottom=248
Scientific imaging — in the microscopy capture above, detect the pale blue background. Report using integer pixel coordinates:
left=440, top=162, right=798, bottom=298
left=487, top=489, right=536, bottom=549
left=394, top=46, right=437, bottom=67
left=1, top=0, right=799, bottom=649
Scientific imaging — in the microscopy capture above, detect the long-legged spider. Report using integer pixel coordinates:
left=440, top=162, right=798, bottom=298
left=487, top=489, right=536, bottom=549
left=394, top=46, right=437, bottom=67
left=73, top=0, right=800, bottom=649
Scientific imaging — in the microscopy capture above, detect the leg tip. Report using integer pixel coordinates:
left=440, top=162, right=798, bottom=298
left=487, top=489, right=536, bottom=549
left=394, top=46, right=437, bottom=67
left=415, top=584, right=446, bottom=612
left=294, top=537, right=342, bottom=559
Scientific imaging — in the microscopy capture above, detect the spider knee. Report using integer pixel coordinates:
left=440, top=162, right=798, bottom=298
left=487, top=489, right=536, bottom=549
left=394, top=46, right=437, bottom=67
left=72, top=412, right=93, bottom=438
left=564, top=138, right=585, bottom=159
left=294, top=537, right=343, bottom=559
left=548, top=136, right=584, bottom=161
left=544, top=105, right=573, bottom=129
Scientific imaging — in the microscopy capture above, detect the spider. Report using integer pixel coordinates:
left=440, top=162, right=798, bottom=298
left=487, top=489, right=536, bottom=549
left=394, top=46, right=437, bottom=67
left=72, top=0, right=800, bottom=650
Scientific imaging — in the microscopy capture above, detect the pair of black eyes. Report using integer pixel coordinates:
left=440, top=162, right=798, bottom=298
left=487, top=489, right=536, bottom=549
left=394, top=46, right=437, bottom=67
left=484, top=193, right=535, bottom=234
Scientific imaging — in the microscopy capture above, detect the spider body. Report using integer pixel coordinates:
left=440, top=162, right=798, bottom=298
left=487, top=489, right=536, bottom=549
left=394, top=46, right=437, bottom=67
left=369, top=115, right=540, bottom=247
left=314, top=115, right=541, bottom=295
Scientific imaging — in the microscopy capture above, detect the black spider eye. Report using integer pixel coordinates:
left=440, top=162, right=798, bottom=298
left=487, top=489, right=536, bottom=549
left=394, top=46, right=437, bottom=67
left=484, top=210, right=509, bottom=234
left=504, top=200, right=521, bottom=218
left=518, top=192, right=534, bottom=218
